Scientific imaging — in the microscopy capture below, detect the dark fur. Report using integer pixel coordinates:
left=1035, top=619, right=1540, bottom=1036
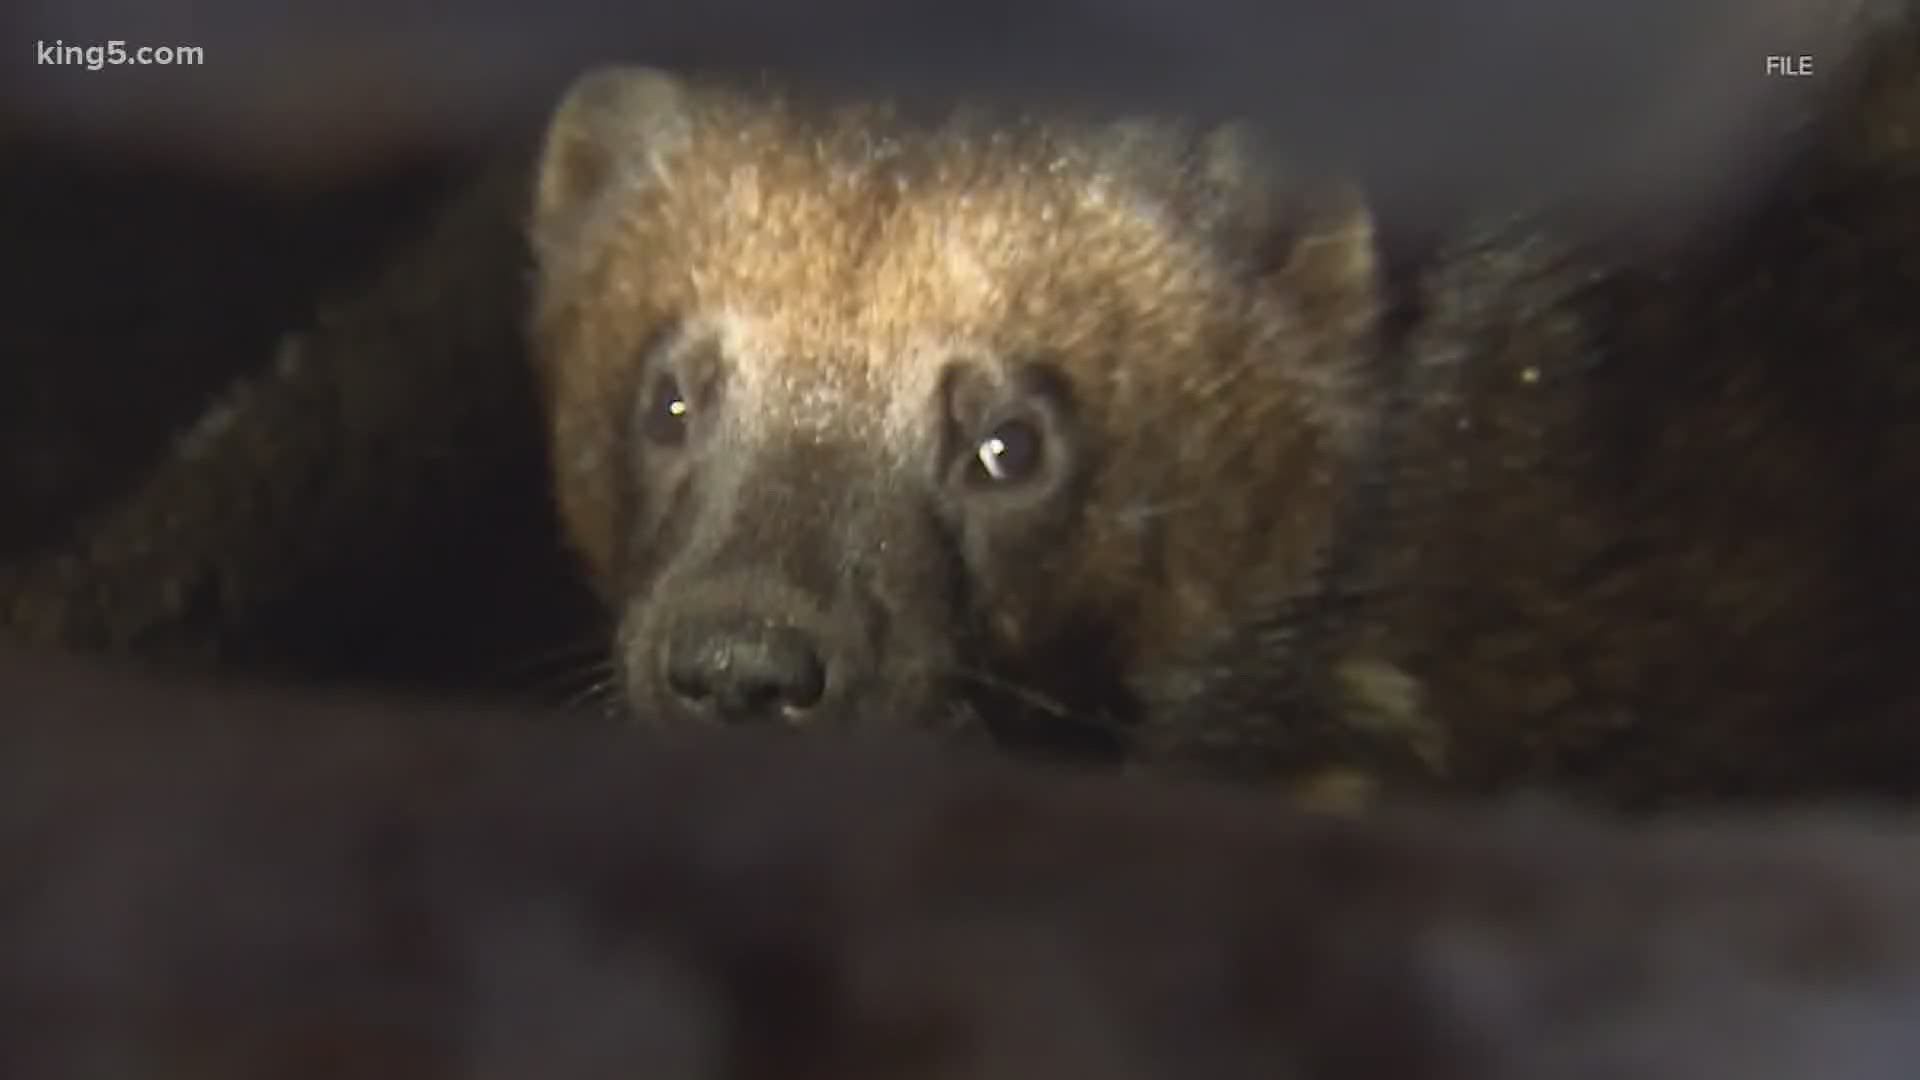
left=6, top=649, right=1920, bottom=1079
left=0, top=161, right=603, bottom=691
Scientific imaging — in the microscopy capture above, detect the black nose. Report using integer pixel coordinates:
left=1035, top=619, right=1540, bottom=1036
left=660, top=618, right=829, bottom=724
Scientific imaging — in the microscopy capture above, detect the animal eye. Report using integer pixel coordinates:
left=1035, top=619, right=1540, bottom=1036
left=971, top=416, right=1044, bottom=485
left=640, top=374, right=691, bottom=446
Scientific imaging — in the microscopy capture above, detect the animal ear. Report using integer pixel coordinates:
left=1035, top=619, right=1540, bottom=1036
left=532, top=66, right=691, bottom=253
left=1191, top=124, right=1379, bottom=307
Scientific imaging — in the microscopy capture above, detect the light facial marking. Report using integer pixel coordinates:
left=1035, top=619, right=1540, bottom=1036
left=701, top=308, right=999, bottom=464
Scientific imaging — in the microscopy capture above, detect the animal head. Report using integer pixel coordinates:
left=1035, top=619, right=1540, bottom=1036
left=528, top=66, right=1384, bottom=766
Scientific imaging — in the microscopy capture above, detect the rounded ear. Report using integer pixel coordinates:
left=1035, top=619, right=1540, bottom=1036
left=532, top=66, right=692, bottom=253
left=1191, top=124, right=1379, bottom=307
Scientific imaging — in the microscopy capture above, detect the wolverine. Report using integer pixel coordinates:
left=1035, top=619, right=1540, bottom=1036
left=4, top=5, right=1918, bottom=807
left=524, top=40, right=1920, bottom=804
left=528, top=69, right=1387, bottom=768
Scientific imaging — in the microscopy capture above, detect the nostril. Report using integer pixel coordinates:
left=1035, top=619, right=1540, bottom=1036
left=661, top=620, right=829, bottom=723
left=761, top=627, right=829, bottom=710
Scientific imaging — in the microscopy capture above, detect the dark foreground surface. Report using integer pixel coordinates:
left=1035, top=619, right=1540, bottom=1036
left=3, top=648, right=1920, bottom=1079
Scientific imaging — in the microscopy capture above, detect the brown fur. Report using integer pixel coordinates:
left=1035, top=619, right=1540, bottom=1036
left=528, top=23, right=1920, bottom=806
left=8, top=649, right=1920, bottom=1079
left=529, top=70, right=1387, bottom=763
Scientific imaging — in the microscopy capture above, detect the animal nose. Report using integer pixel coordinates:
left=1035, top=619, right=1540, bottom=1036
left=660, top=617, right=829, bottom=724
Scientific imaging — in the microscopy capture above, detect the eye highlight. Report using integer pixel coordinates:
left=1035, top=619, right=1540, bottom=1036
left=640, top=373, right=691, bottom=446
left=970, top=415, right=1045, bottom=485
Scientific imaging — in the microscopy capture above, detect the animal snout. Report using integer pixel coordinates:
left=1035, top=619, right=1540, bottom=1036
left=659, top=615, right=831, bottom=725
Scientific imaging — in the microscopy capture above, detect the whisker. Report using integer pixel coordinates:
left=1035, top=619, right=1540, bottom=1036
left=948, top=667, right=1131, bottom=736
left=527, top=656, right=614, bottom=703
left=1111, top=495, right=1210, bottom=525
left=489, top=634, right=614, bottom=689
left=559, top=669, right=621, bottom=717
left=948, top=665, right=1073, bottom=719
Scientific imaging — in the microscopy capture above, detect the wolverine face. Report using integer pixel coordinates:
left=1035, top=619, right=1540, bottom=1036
left=529, top=68, right=1382, bottom=766
left=601, top=320, right=1105, bottom=752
